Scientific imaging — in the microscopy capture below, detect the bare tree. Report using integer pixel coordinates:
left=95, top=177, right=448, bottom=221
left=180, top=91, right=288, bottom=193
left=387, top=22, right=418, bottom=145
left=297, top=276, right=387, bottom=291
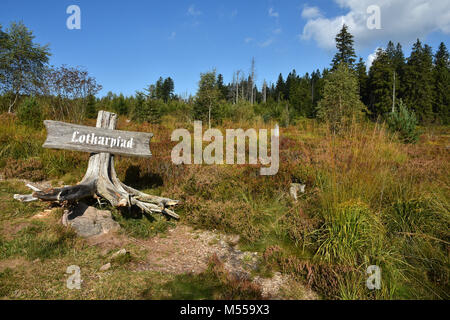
left=235, top=70, right=240, bottom=104
left=250, top=57, right=255, bottom=104
left=45, top=65, right=102, bottom=122
left=263, top=79, right=267, bottom=103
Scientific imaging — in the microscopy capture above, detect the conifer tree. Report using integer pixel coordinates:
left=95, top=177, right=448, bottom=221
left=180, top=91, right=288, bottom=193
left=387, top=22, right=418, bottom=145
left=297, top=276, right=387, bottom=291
left=146, top=98, right=162, bottom=124
left=367, top=48, right=394, bottom=117
left=131, top=91, right=148, bottom=122
left=275, top=73, right=285, bottom=101
left=355, top=57, right=368, bottom=106
left=216, top=73, right=228, bottom=101
left=85, top=94, right=97, bottom=118
left=433, top=42, right=449, bottom=124
left=161, top=77, right=174, bottom=102
left=317, top=63, right=366, bottom=133
left=331, top=24, right=357, bottom=70
left=403, top=39, right=434, bottom=123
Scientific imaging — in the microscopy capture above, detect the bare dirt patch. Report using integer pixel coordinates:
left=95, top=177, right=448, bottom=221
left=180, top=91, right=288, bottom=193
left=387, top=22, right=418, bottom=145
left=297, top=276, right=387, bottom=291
left=125, top=224, right=316, bottom=299
left=1, top=221, right=31, bottom=240
left=0, top=258, right=30, bottom=272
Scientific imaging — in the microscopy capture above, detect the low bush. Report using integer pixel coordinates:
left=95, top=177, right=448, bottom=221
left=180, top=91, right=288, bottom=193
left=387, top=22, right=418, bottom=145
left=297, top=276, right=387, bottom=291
left=386, top=100, right=419, bottom=143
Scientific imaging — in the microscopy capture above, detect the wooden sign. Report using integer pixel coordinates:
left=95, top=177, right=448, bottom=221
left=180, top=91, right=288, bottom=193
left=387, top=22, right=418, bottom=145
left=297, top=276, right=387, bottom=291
left=14, top=110, right=179, bottom=219
left=43, top=120, right=153, bottom=158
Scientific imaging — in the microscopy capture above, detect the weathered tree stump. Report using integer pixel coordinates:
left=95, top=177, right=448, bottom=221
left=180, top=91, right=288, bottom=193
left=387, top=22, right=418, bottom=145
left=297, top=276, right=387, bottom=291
left=14, top=111, right=179, bottom=219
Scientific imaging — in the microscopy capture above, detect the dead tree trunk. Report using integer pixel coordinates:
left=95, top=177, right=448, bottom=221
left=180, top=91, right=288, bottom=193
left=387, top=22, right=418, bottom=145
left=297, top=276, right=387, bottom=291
left=14, top=110, right=179, bottom=219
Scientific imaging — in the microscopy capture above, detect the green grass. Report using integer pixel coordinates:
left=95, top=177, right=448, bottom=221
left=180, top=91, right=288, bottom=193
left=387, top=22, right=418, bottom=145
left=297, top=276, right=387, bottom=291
left=110, top=207, right=175, bottom=239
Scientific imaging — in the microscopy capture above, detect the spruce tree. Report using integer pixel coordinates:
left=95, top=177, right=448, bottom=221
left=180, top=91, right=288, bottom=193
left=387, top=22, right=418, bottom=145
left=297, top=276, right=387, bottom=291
left=355, top=57, right=368, bottom=106
left=162, top=77, right=174, bottom=102
left=275, top=73, right=285, bottom=101
left=146, top=99, right=162, bottom=124
left=393, top=43, right=406, bottom=99
left=331, top=24, right=357, bottom=70
left=367, top=48, right=394, bottom=117
left=403, top=39, right=434, bottom=123
left=131, top=91, right=148, bottom=122
left=85, top=94, right=97, bottom=118
left=433, top=42, right=449, bottom=124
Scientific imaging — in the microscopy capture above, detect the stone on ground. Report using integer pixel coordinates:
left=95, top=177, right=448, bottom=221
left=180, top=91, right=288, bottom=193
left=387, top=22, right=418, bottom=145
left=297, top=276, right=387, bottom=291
left=62, top=202, right=120, bottom=238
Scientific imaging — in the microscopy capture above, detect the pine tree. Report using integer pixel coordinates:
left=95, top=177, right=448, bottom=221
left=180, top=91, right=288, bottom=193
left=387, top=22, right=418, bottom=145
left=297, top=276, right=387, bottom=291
left=433, top=42, right=449, bottom=124
left=403, top=39, right=434, bottom=123
left=331, top=24, right=357, bottom=70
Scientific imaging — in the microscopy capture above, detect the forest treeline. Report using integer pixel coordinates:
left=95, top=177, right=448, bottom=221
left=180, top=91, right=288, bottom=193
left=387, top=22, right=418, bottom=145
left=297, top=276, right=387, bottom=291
left=0, top=22, right=448, bottom=129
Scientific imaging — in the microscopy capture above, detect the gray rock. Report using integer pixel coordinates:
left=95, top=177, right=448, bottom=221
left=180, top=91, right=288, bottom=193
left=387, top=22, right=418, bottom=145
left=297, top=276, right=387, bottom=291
left=111, top=248, right=127, bottom=259
left=289, top=183, right=306, bottom=201
left=62, top=202, right=120, bottom=238
left=226, top=235, right=240, bottom=246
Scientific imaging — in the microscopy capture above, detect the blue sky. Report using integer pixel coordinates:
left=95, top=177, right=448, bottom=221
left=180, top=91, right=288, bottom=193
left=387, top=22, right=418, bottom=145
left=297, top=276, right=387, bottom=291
left=1, top=0, right=449, bottom=97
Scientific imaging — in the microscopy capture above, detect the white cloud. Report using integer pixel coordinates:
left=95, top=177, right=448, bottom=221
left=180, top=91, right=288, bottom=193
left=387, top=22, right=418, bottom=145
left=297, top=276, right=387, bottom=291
left=366, top=47, right=381, bottom=69
left=169, top=32, right=176, bottom=40
left=259, top=38, right=274, bottom=47
left=187, top=4, right=202, bottom=16
left=300, top=0, right=450, bottom=50
left=272, top=28, right=282, bottom=34
left=244, top=37, right=254, bottom=43
left=269, top=7, right=279, bottom=18
left=301, top=6, right=322, bottom=19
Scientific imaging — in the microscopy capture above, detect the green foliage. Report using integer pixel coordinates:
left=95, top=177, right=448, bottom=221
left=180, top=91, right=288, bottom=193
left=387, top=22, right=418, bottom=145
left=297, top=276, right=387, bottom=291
left=85, top=94, right=97, bottom=118
left=368, top=48, right=396, bottom=117
left=403, top=40, right=434, bottom=123
left=150, top=77, right=174, bottom=102
left=16, top=97, right=43, bottom=128
left=194, top=70, right=220, bottom=127
left=145, top=99, right=163, bottom=124
left=316, top=201, right=381, bottom=266
left=331, top=24, right=356, bottom=69
left=111, top=208, right=174, bottom=239
left=111, top=93, right=128, bottom=115
left=355, top=57, right=368, bottom=105
left=386, top=99, right=419, bottom=143
left=316, top=63, right=366, bottom=133
left=433, top=42, right=450, bottom=124
left=0, top=21, right=51, bottom=112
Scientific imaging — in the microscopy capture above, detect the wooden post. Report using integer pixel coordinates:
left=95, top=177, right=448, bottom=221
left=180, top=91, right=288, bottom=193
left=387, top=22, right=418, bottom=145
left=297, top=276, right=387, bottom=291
left=15, top=111, right=179, bottom=219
